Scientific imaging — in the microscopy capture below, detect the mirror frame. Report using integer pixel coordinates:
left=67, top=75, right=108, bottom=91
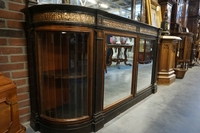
left=136, top=36, right=156, bottom=94
left=102, top=30, right=138, bottom=112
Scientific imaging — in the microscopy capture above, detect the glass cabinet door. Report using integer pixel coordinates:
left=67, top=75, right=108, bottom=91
left=36, top=31, right=90, bottom=119
left=139, top=39, right=145, bottom=52
left=145, top=40, right=151, bottom=52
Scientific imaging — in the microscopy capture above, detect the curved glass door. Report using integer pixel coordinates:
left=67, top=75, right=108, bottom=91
left=36, top=31, right=90, bottom=119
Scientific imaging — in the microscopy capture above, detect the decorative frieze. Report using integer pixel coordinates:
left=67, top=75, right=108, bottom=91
left=33, top=12, right=95, bottom=24
left=103, top=18, right=136, bottom=32
left=140, top=27, right=158, bottom=35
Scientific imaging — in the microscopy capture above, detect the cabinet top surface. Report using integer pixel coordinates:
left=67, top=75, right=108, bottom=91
left=161, top=36, right=182, bottom=40
left=25, top=4, right=159, bottom=37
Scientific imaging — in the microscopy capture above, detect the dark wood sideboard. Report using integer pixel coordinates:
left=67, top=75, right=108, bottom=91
left=23, top=4, right=161, bottom=133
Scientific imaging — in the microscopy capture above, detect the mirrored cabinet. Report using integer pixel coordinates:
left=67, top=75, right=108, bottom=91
left=24, top=4, right=160, bottom=133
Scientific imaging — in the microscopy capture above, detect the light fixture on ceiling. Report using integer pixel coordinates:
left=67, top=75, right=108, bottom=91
left=87, top=0, right=97, bottom=4
left=121, top=11, right=126, bottom=14
left=80, top=0, right=87, bottom=6
left=99, top=3, right=108, bottom=8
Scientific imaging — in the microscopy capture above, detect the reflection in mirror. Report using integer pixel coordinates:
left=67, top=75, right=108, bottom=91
left=38, top=0, right=62, bottom=4
left=37, top=0, right=133, bottom=18
left=104, top=35, right=135, bottom=107
left=137, top=39, right=154, bottom=92
left=72, top=0, right=132, bottom=18
left=135, top=0, right=142, bottom=21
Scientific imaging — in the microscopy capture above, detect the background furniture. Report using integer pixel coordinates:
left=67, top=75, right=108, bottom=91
left=187, top=0, right=200, bottom=66
left=175, top=32, right=193, bottom=69
left=157, top=36, right=181, bottom=85
left=0, top=72, right=26, bottom=133
left=107, top=44, right=132, bottom=68
left=170, top=0, right=194, bottom=67
left=158, top=0, right=176, bottom=29
left=170, top=0, right=189, bottom=33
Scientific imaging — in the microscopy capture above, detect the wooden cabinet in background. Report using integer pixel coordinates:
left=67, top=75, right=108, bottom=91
left=158, top=0, right=176, bottom=28
left=170, top=0, right=194, bottom=66
left=174, top=32, right=194, bottom=68
left=0, top=72, right=26, bottom=133
left=171, top=0, right=189, bottom=33
left=187, top=0, right=200, bottom=64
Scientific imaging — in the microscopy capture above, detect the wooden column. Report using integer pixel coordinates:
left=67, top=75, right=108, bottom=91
left=157, top=36, right=181, bottom=85
left=0, top=72, right=26, bottom=133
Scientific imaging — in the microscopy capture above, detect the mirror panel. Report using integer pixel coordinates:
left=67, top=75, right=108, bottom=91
left=71, top=0, right=132, bottom=18
left=137, top=39, right=154, bottom=92
left=104, top=35, right=135, bottom=107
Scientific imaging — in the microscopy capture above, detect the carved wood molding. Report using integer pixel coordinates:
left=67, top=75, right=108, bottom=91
left=140, top=27, right=158, bottom=36
left=163, top=43, right=169, bottom=49
left=102, top=18, right=157, bottom=36
left=33, top=12, right=95, bottom=24
left=102, top=18, right=136, bottom=32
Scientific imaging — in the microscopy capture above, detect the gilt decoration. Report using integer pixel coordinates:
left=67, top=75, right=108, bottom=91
left=33, top=12, right=95, bottom=24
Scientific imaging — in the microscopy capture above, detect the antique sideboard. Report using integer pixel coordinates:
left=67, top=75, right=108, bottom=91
left=24, top=4, right=160, bottom=133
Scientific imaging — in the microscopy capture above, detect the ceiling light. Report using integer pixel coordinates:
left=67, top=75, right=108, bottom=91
left=121, top=11, right=126, bottom=14
left=99, top=3, right=108, bottom=8
left=88, top=0, right=97, bottom=4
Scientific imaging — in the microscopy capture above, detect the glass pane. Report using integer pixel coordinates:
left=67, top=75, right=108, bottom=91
left=104, top=35, right=135, bottom=107
left=37, top=31, right=89, bottom=119
left=135, top=0, right=142, bottom=21
left=74, top=0, right=132, bottom=18
left=38, top=0, right=62, bottom=4
left=139, top=39, right=144, bottom=52
left=137, top=39, right=154, bottom=92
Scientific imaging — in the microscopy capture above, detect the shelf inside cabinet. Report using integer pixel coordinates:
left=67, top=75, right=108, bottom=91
left=43, top=70, right=87, bottom=79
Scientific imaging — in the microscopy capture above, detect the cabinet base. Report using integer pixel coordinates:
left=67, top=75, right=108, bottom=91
left=157, top=71, right=176, bottom=85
